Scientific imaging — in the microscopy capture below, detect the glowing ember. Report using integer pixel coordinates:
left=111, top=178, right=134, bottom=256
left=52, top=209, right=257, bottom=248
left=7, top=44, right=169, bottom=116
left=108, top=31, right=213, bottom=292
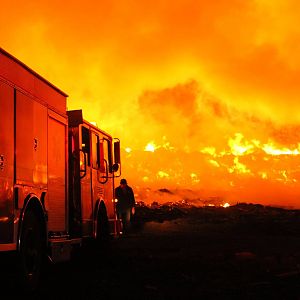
left=222, top=203, right=230, bottom=208
left=262, top=143, right=300, bottom=155
left=125, top=147, right=132, bottom=153
left=209, top=160, right=220, bottom=168
left=259, top=172, right=268, bottom=179
left=157, top=171, right=169, bottom=178
left=228, top=133, right=254, bottom=156
left=144, top=142, right=158, bottom=152
left=228, top=157, right=251, bottom=174
left=190, top=173, right=200, bottom=183
left=143, top=176, right=149, bottom=182
left=201, top=147, right=217, bottom=157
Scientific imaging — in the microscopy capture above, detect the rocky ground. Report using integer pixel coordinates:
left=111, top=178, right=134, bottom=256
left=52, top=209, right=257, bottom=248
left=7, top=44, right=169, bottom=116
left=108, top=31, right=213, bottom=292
left=3, top=202, right=300, bottom=299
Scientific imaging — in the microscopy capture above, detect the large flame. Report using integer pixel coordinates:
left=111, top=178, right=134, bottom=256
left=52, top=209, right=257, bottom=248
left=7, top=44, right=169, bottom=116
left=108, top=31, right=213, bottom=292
left=2, top=0, right=300, bottom=207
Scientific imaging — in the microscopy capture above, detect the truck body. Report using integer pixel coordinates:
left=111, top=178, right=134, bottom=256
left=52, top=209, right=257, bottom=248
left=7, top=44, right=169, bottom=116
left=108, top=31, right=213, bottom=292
left=0, top=48, right=121, bottom=289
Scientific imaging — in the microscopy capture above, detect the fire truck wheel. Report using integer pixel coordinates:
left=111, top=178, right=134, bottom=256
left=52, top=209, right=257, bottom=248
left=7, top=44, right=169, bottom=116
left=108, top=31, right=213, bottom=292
left=18, top=209, right=44, bottom=292
left=96, top=207, right=109, bottom=243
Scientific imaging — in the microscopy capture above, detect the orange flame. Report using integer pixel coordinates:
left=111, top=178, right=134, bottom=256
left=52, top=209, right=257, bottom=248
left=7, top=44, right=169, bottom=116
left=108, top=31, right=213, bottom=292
left=3, top=1, right=300, bottom=208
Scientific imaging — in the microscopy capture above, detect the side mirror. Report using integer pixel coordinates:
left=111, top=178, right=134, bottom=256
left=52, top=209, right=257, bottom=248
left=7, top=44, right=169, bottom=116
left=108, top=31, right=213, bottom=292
left=114, top=140, right=121, bottom=164
left=112, top=163, right=119, bottom=172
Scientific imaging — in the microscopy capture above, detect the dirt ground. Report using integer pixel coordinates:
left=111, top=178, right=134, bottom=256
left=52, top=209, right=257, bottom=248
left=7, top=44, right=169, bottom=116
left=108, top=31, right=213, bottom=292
left=3, top=204, right=300, bottom=299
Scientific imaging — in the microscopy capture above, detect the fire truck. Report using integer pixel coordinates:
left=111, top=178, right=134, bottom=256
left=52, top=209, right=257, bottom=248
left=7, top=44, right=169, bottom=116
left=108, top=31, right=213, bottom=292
left=0, top=48, right=122, bottom=290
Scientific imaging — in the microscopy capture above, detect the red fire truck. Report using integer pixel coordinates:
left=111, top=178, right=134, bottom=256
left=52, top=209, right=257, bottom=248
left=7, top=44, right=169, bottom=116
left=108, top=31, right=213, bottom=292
left=0, top=48, right=122, bottom=290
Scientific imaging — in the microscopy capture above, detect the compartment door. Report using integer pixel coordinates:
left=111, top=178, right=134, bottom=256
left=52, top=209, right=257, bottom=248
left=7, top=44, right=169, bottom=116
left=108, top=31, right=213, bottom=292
left=0, top=82, right=14, bottom=243
left=47, top=114, right=67, bottom=232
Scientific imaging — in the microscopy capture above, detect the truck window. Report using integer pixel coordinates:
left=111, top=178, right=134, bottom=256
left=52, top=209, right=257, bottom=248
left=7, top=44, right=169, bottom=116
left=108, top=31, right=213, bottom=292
left=102, top=138, right=113, bottom=173
left=107, top=139, right=113, bottom=173
left=81, top=126, right=90, bottom=166
left=92, top=133, right=100, bottom=169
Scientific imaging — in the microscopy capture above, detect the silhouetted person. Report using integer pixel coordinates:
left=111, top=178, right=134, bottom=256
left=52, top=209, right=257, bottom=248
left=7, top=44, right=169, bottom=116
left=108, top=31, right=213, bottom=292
left=115, top=178, right=135, bottom=233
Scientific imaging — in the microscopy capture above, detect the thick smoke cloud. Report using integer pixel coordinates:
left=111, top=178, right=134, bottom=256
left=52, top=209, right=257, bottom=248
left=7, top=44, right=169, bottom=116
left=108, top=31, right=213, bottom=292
left=2, top=0, right=300, bottom=128
left=2, top=0, right=300, bottom=206
left=136, top=79, right=300, bottom=151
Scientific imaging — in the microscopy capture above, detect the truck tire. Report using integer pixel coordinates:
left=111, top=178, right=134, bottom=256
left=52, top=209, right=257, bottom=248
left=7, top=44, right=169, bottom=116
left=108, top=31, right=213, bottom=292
left=18, top=209, right=44, bottom=292
left=96, top=206, right=109, bottom=243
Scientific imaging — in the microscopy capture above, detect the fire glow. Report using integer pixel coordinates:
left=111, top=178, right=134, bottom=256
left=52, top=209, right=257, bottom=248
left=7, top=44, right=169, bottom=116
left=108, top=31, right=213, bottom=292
left=125, top=133, right=300, bottom=208
left=3, top=0, right=300, bottom=208
left=144, top=142, right=158, bottom=152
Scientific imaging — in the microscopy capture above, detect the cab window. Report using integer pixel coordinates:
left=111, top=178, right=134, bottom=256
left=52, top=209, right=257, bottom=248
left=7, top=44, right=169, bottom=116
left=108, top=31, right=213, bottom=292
left=81, top=126, right=90, bottom=166
left=92, top=133, right=100, bottom=169
left=102, top=138, right=113, bottom=173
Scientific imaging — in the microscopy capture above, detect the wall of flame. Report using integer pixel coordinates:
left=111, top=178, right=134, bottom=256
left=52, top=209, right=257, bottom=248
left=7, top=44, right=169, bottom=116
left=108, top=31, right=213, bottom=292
left=1, top=0, right=300, bottom=207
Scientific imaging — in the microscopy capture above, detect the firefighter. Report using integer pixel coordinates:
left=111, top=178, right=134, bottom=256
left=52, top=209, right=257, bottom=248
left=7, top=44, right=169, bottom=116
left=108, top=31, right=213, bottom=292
left=115, top=178, right=135, bottom=233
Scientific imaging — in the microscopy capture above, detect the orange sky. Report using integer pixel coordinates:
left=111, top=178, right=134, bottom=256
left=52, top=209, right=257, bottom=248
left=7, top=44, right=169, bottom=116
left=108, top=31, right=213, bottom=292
left=2, top=0, right=300, bottom=207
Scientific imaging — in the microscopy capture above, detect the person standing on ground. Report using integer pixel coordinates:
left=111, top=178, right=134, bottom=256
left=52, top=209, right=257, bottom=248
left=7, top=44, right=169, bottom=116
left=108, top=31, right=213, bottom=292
left=115, top=178, right=135, bottom=233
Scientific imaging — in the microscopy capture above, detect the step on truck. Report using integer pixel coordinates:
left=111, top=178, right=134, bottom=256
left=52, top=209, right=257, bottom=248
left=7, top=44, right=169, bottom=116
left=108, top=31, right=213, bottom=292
left=0, top=48, right=122, bottom=290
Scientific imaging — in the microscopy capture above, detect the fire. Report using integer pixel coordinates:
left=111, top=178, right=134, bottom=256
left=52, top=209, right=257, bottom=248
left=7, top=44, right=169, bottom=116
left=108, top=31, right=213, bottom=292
left=143, top=138, right=175, bottom=152
left=124, top=131, right=300, bottom=208
left=228, top=157, right=251, bottom=175
left=262, top=143, right=300, bottom=155
left=228, top=133, right=254, bottom=156
left=259, top=172, right=268, bottom=179
left=207, top=203, right=230, bottom=208
left=144, top=142, right=158, bottom=152
left=209, top=160, right=220, bottom=168
left=143, top=176, right=149, bottom=182
left=4, top=1, right=300, bottom=208
left=157, top=171, right=170, bottom=179
left=125, top=147, right=132, bottom=153
left=200, top=133, right=300, bottom=158
left=190, top=173, right=200, bottom=183
left=201, top=147, right=217, bottom=157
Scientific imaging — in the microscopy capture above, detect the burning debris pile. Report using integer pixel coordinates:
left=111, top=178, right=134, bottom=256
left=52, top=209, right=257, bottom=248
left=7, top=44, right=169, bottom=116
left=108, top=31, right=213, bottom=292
left=124, top=131, right=300, bottom=209
left=132, top=200, right=191, bottom=224
left=133, top=200, right=300, bottom=235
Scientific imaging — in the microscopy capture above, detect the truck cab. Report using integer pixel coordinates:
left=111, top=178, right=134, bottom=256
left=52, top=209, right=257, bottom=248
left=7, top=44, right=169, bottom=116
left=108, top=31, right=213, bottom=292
left=67, top=110, right=121, bottom=240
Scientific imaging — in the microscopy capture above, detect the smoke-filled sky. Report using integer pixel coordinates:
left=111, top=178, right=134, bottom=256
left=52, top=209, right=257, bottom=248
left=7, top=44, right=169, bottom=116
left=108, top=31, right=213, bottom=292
left=2, top=0, right=300, bottom=207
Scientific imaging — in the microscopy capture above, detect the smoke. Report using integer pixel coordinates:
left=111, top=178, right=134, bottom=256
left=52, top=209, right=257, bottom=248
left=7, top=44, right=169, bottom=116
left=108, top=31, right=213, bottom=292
left=135, top=78, right=300, bottom=152
left=2, top=0, right=300, bottom=206
left=2, top=0, right=300, bottom=127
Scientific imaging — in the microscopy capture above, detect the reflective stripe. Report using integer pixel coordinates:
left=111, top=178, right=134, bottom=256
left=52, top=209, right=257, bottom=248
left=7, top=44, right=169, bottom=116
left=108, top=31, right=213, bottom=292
left=0, top=243, right=17, bottom=251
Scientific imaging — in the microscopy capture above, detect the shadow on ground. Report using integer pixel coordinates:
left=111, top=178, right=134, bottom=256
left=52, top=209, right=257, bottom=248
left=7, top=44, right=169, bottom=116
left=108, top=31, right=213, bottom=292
left=2, top=203, right=300, bottom=299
